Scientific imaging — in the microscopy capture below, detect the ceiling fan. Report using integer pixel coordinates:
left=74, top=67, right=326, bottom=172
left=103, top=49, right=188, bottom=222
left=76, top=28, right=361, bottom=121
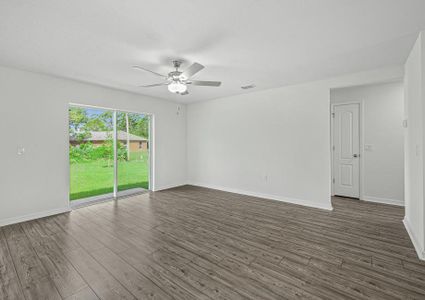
left=133, top=60, right=221, bottom=95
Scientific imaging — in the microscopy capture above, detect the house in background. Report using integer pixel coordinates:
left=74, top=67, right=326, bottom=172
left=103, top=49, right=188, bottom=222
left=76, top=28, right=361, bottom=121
left=70, top=130, right=148, bottom=151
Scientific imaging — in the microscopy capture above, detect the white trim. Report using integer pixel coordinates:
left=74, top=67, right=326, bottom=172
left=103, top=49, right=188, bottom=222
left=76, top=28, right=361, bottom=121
left=70, top=192, right=114, bottom=208
left=70, top=188, right=148, bottom=209
left=69, top=102, right=154, bottom=118
left=360, top=101, right=365, bottom=200
left=149, top=114, right=155, bottom=191
left=153, top=183, right=186, bottom=192
left=0, top=207, right=71, bottom=227
left=403, top=217, right=425, bottom=260
left=189, top=183, right=333, bottom=211
left=330, top=102, right=335, bottom=196
left=361, top=195, right=404, bottom=206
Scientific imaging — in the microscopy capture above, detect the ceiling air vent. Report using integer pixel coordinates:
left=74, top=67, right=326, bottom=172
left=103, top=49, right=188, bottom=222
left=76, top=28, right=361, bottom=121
left=241, top=84, right=256, bottom=90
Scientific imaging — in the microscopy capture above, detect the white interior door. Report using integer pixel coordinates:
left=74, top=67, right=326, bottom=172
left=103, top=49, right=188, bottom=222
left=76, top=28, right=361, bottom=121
left=333, top=103, right=360, bottom=198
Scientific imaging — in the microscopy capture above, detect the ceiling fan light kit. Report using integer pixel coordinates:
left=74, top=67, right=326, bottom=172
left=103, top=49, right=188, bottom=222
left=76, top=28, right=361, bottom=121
left=168, top=81, right=187, bottom=94
left=133, top=60, right=221, bottom=95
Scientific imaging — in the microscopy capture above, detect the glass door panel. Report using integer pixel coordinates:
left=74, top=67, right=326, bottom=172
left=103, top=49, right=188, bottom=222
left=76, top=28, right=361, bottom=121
left=69, top=106, right=114, bottom=200
left=116, top=112, right=150, bottom=192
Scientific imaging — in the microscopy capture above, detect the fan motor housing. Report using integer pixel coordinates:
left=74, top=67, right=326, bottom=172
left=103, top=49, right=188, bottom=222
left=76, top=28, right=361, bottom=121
left=169, top=70, right=182, bottom=80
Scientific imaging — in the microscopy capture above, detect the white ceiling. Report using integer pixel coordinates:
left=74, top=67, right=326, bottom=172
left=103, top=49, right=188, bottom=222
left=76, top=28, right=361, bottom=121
left=1, top=0, right=425, bottom=103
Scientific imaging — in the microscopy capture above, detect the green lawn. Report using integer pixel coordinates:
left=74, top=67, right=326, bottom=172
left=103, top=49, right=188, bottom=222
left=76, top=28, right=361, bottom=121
left=70, top=151, right=149, bottom=200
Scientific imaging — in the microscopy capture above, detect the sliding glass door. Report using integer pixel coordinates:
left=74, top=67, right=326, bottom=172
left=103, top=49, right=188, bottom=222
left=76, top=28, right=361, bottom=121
left=69, top=107, right=114, bottom=200
left=117, top=112, right=150, bottom=192
left=69, top=105, right=151, bottom=202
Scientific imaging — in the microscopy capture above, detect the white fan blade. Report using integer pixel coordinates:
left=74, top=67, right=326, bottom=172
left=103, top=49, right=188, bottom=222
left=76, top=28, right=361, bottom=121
left=133, top=65, right=167, bottom=78
left=181, top=62, right=204, bottom=79
left=189, top=80, right=221, bottom=87
left=138, top=83, right=167, bottom=88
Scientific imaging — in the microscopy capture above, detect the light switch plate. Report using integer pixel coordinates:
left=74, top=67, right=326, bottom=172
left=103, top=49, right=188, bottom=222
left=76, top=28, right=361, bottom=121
left=364, top=144, right=373, bottom=151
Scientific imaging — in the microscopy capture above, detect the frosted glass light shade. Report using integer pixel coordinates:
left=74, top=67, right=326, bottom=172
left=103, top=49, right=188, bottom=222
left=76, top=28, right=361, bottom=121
left=168, top=82, right=187, bottom=93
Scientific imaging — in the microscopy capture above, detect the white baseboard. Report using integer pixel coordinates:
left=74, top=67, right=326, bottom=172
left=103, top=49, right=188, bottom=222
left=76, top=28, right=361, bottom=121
left=153, top=183, right=186, bottom=192
left=0, top=207, right=71, bottom=227
left=362, top=195, right=404, bottom=206
left=403, top=217, right=425, bottom=260
left=188, top=182, right=333, bottom=211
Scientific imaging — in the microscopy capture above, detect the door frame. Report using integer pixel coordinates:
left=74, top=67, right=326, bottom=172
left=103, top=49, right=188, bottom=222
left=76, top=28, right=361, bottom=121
left=68, top=103, right=154, bottom=203
left=330, top=101, right=364, bottom=199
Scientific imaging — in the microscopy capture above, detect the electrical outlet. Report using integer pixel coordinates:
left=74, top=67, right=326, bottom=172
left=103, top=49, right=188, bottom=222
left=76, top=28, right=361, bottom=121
left=17, top=147, right=25, bottom=155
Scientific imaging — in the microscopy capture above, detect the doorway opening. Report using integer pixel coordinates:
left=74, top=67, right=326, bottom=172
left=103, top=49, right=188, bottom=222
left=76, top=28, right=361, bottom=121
left=330, top=81, right=404, bottom=206
left=68, top=104, right=152, bottom=206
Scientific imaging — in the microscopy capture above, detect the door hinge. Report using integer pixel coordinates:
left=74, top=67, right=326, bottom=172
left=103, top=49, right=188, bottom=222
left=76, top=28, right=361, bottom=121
left=331, top=112, right=335, bottom=118
left=332, top=178, right=335, bottom=184
left=332, top=145, right=335, bottom=151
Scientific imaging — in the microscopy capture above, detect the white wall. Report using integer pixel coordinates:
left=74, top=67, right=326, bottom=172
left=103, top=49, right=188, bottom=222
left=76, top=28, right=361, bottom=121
left=331, top=82, right=404, bottom=205
left=188, top=82, right=333, bottom=209
left=187, top=66, right=403, bottom=211
left=0, top=62, right=407, bottom=231
left=404, top=32, right=425, bottom=260
left=0, top=65, right=186, bottom=226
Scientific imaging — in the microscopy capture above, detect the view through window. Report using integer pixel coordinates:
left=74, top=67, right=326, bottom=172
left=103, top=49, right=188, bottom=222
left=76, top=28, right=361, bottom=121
left=69, top=105, right=150, bottom=201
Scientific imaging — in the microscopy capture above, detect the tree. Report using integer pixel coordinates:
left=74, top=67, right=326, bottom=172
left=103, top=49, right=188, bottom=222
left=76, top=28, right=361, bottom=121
left=69, top=107, right=88, bottom=131
left=69, top=108, right=149, bottom=147
left=97, top=111, right=113, bottom=130
left=134, top=115, right=149, bottom=138
left=69, top=107, right=90, bottom=141
left=85, top=118, right=108, bottom=131
left=116, top=113, right=149, bottom=138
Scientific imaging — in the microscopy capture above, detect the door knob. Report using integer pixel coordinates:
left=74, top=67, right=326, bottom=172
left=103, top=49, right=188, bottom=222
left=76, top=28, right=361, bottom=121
left=353, top=154, right=359, bottom=158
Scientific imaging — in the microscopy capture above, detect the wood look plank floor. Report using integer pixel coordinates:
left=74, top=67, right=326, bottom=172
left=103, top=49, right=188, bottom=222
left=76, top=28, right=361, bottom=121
left=1, top=185, right=425, bottom=300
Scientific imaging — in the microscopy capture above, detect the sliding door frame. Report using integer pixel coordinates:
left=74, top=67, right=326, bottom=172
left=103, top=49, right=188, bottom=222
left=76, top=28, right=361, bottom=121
left=148, top=113, right=154, bottom=191
left=113, top=110, right=118, bottom=197
left=69, top=103, right=153, bottom=203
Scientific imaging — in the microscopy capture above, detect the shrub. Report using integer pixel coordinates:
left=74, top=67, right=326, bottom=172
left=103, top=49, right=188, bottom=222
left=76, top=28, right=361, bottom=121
left=70, top=140, right=128, bottom=163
